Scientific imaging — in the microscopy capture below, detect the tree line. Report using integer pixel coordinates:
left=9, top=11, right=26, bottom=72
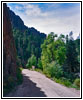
left=25, top=31, right=80, bottom=88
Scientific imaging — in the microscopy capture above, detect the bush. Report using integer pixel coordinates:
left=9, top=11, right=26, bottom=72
left=26, top=55, right=37, bottom=68
left=52, top=77, right=72, bottom=87
left=43, top=67, right=51, bottom=78
left=37, top=58, right=43, bottom=70
left=63, top=80, right=72, bottom=87
left=16, top=67, right=23, bottom=84
left=43, top=62, right=63, bottom=78
left=63, top=72, right=76, bottom=82
left=74, top=78, right=80, bottom=88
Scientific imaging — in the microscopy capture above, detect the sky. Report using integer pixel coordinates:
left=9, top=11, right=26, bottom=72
left=7, top=3, right=80, bottom=39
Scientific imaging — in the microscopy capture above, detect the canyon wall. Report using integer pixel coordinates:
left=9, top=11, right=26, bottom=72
left=3, top=3, right=17, bottom=77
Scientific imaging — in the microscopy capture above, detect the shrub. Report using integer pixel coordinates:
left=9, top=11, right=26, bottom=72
left=63, top=80, right=72, bottom=87
left=43, top=67, right=51, bottom=78
left=63, top=72, right=76, bottom=82
left=37, top=58, right=43, bottom=70
left=20, top=67, right=23, bottom=71
left=52, top=77, right=72, bottom=87
left=74, top=78, right=80, bottom=88
left=43, top=62, right=63, bottom=78
left=26, top=55, right=37, bottom=68
left=16, top=67, right=23, bottom=84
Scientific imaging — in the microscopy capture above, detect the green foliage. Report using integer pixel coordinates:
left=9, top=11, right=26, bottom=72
left=63, top=80, right=72, bottom=87
left=41, top=33, right=66, bottom=69
left=16, top=67, right=23, bottom=84
left=65, top=34, right=80, bottom=73
left=41, top=33, right=57, bottom=68
left=43, top=62, right=63, bottom=78
left=13, top=28, right=46, bottom=67
left=34, top=68, right=43, bottom=73
left=37, top=58, right=43, bottom=70
left=74, top=78, right=80, bottom=88
left=9, top=9, right=80, bottom=89
left=20, top=67, right=24, bottom=71
left=54, top=39, right=66, bottom=65
left=75, top=39, right=80, bottom=64
left=13, top=29, right=80, bottom=89
left=16, top=56, right=21, bottom=66
left=26, top=55, right=37, bottom=68
left=63, top=72, right=77, bottom=82
left=75, top=39, right=80, bottom=55
left=43, top=67, right=51, bottom=78
left=40, top=32, right=80, bottom=89
left=52, top=77, right=72, bottom=87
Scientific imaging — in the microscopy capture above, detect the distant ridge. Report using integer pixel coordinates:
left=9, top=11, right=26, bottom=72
left=7, top=5, right=46, bottom=67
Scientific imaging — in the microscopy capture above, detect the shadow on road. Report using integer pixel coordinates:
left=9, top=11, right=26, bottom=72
left=6, top=73, right=47, bottom=97
left=21, top=73, right=47, bottom=97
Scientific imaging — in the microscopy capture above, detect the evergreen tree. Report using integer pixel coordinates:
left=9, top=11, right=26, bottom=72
left=65, top=32, right=80, bottom=73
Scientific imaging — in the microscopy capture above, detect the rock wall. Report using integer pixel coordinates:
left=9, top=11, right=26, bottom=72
left=3, top=3, right=17, bottom=77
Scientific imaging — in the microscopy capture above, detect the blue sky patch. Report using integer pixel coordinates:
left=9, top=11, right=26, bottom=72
left=7, top=3, right=80, bottom=39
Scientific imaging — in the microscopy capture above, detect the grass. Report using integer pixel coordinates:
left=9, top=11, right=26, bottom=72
left=32, top=68, right=80, bottom=90
left=52, top=77, right=72, bottom=87
left=30, top=68, right=43, bottom=74
left=34, top=68, right=43, bottom=73
left=51, top=77, right=80, bottom=90
left=31, top=68, right=72, bottom=87
left=71, top=84, right=80, bottom=90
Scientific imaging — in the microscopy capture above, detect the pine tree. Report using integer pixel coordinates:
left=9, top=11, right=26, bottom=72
left=65, top=32, right=80, bottom=73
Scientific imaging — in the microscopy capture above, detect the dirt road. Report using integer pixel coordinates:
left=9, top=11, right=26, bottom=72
left=6, top=69, right=80, bottom=97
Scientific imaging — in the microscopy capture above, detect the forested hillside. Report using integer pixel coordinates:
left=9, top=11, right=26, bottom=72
left=40, top=32, right=80, bottom=84
left=8, top=8, right=46, bottom=67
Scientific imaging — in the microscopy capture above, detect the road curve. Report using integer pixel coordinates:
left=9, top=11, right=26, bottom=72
left=6, top=69, right=80, bottom=97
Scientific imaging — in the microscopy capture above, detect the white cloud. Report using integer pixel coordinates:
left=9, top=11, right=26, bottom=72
left=25, top=4, right=49, bottom=17
left=15, top=6, right=23, bottom=10
left=7, top=3, right=80, bottom=39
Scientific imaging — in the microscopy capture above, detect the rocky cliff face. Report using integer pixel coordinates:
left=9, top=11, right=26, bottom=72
left=3, top=3, right=17, bottom=77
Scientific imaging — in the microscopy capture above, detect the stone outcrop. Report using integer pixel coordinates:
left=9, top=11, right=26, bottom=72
left=3, top=3, right=17, bottom=77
